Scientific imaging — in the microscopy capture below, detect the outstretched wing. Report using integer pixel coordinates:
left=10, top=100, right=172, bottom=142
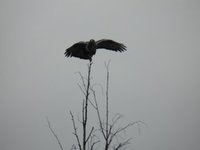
left=96, top=39, right=126, bottom=52
left=64, top=42, right=87, bottom=59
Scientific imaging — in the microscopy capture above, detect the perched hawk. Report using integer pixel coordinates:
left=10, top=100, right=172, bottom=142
left=65, top=39, right=126, bottom=61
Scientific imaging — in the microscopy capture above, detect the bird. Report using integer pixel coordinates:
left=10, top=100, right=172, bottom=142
left=64, top=39, right=126, bottom=61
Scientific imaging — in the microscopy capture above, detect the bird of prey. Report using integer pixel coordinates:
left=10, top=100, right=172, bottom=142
left=64, top=39, right=126, bottom=61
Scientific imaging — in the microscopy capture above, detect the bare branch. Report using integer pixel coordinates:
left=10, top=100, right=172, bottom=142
left=89, top=87, right=98, bottom=110
left=89, top=134, right=100, bottom=150
left=70, top=111, right=82, bottom=150
left=91, top=83, right=104, bottom=97
left=88, top=97, right=96, bottom=109
left=90, top=87, right=106, bottom=140
left=86, top=127, right=94, bottom=143
left=75, top=72, right=87, bottom=92
left=90, top=140, right=100, bottom=150
left=105, top=61, right=110, bottom=139
left=110, top=114, right=123, bottom=130
left=82, top=60, right=92, bottom=150
left=108, top=121, right=142, bottom=146
left=77, top=83, right=87, bottom=97
left=107, top=114, right=123, bottom=140
left=114, top=138, right=132, bottom=150
left=46, top=117, right=64, bottom=150
left=105, top=61, right=111, bottom=150
left=82, top=99, right=85, bottom=126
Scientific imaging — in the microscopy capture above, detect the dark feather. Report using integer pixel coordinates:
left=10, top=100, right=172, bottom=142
left=64, top=42, right=90, bottom=59
left=96, top=39, right=126, bottom=52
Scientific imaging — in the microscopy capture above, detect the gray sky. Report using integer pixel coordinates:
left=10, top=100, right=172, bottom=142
left=0, top=0, right=200, bottom=150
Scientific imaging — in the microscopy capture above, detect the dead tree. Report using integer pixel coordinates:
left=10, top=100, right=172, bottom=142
left=47, top=60, right=143, bottom=150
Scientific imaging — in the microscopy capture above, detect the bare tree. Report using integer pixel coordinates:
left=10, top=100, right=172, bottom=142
left=47, top=60, right=143, bottom=150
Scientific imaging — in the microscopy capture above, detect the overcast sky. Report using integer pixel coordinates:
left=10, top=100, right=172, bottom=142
left=0, top=0, right=200, bottom=150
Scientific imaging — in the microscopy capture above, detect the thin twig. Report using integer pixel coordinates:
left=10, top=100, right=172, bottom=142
left=75, top=72, right=87, bottom=92
left=90, top=87, right=106, bottom=140
left=86, top=127, right=94, bottom=143
left=46, top=117, right=64, bottom=150
left=70, top=111, right=82, bottom=150
left=89, top=134, right=100, bottom=150
left=90, top=140, right=100, bottom=150
left=108, top=121, right=141, bottom=146
left=114, top=138, right=132, bottom=150
left=77, top=83, right=87, bottom=97
left=108, top=114, right=123, bottom=139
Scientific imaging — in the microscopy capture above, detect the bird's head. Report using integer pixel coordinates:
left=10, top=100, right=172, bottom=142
left=87, top=39, right=96, bottom=52
left=89, top=39, right=95, bottom=43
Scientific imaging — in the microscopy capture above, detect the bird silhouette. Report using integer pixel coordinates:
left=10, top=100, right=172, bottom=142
left=65, top=39, right=126, bottom=61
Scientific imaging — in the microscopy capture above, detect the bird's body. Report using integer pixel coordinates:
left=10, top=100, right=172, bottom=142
left=65, top=39, right=126, bottom=61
